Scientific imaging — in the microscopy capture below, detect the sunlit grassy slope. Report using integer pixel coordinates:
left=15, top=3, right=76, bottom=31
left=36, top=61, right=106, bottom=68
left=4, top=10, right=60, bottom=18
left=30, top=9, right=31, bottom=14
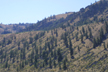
left=1, top=0, right=108, bottom=72
left=0, top=21, right=108, bottom=72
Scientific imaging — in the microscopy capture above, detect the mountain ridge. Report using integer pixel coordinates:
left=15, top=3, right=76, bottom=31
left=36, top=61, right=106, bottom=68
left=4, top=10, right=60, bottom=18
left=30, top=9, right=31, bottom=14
left=0, top=0, right=108, bottom=72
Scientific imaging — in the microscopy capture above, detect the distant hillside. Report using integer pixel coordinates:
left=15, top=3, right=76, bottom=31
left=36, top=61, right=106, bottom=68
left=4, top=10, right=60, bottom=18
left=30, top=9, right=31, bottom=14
left=19, top=0, right=108, bottom=32
left=0, top=23, right=33, bottom=34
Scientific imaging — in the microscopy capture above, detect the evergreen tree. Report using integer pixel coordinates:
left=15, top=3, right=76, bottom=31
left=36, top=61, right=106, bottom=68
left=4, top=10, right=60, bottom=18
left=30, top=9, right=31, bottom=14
left=64, top=33, right=68, bottom=48
left=105, top=22, right=108, bottom=33
left=7, top=39, right=12, bottom=45
left=103, top=42, right=106, bottom=50
left=22, top=61, right=25, bottom=68
left=69, top=37, right=72, bottom=49
left=63, top=60, right=67, bottom=70
left=53, top=60, right=56, bottom=68
left=27, top=44, right=29, bottom=50
left=85, top=30, right=88, bottom=39
left=12, top=57, right=15, bottom=63
left=89, top=30, right=92, bottom=38
left=57, top=48, right=63, bottom=62
left=67, top=22, right=70, bottom=26
left=51, top=51, right=53, bottom=57
left=55, top=38, right=57, bottom=47
left=51, top=30, right=53, bottom=35
left=65, top=56, right=68, bottom=62
left=49, top=58, right=52, bottom=68
left=55, top=29, right=58, bottom=37
left=93, top=38, right=96, bottom=48
left=54, top=50, right=57, bottom=60
left=82, top=27, right=85, bottom=34
left=43, top=62, right=44, bottom=67
left=81, top=34, right=83, bottom=43
left=3, top=37, right=5, bottom=44
left=78, top=46, right=80, bottom=52
left=70, top=47, right=73, bottom=56
left=88, top=26, right=91, bottom=32
left=35, top=55, right=38, bottom=63
left=107, top=43, right=108, bottom=48
left=77, top=26, right=79, bottom=31
left=29, top=37, right=33, bottom=44
left=18, top=42, right=20, bottom=50
left=4, top=61, right=8, bottom=68
left=34, top=62, right=38, bottom=68
left=76, top=32, right=78, bottom=41
left=59, top=62, right=61, bottom=70
left=10, top=50, right=14, bottom=58
left=48, top=42, right=51, bottom=51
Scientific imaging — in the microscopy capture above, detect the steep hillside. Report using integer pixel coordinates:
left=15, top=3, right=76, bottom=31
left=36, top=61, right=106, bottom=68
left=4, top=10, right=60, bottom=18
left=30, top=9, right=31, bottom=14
left=0, top=20, right=108, bottom=72
left=0, top=23, right=32, bottom=34
left=20, top=0, right=108, bottom=32
left=1, top=0, right=108, bottom=72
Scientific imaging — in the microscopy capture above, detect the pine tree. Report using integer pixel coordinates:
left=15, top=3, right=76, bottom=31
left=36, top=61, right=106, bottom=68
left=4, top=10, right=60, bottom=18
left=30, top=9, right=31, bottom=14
left=69, top=37, right=72, bottom=49
left=34, top=62, right=38, bottom=68
left=54, top=50, right=57, bottom=60
left=53, top=60, right=56, bottom=68
left=55, top=29, right=58, bottom=37
left=29, top=37, right=33, bottom=44
left=51, top=51, right=53, bottom=57
left=93, top=38, right=96, bottom=48
left=4, top=61, right=8, bottom=68
left=103, top=42, right=106, bottom=50
left=77, top=26, right=79, bottom=31
left=55, top=38, right=57, bottom=47
left=59, top=62, right=61, bottom=70
left=81, top=34, right=83, bottom=43
left=22, top=61, right=25, bottom=68
left=107, top=43, right=108, bottom=48
left=49, top=58, right=52, bottom=68
left=51, top=30, right=53, bottom=35
left=70, top=47, right=73, bottom=56
left=85, top=30, right=88, bottom=39
left=89, top=31, right=92, bottom=38
left=48, top=42, right=51, bottom=51
left=57, top=48, right=63, bottom=62
left=82, top=27, right=85, bottom=34
left=64, top=33, right=68, bottom=48
left=63, top=60, right=67, bottom=70
left=105, top=22, right=108, bottom=33
left=78, top=46, right=80, bottom=52
left=43, top=62, right=44, bottom=67
left=76, top=32, right=78, bottom=41
left=35, top=55, right=38, bottom=63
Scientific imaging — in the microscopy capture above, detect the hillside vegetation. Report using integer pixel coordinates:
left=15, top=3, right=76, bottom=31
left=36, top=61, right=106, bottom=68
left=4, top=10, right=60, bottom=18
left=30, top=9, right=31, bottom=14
left=0, top=23, right=32, bottom=34
left=0, top=0, right=108, bottom=72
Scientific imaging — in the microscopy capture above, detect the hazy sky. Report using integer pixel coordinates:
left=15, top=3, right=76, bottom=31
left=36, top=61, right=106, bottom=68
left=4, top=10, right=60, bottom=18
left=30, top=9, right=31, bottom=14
left=0, top=0, right=99, bottom=24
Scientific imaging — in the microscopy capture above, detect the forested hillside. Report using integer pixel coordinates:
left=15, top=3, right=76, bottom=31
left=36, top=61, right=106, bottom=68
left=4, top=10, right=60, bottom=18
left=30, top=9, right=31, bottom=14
left=0, top=0, right=108, bottom=72
left=20, top=0, right=108, bottom=32
left=0, top=23, right=32, bottom=34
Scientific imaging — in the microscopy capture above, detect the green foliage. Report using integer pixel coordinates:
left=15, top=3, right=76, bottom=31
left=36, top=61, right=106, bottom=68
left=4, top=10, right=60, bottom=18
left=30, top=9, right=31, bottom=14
left=89, top=30, right=92, bottom=38
left=7, top=39, right=12, bottom=45
left=53, top=60, right=56, bottom=68
left=85, top=30, right=88, bottom=39
left=49, top=58, right=52, bottom=68
left=76, top=32, right=78, bottom=41
left=81, top=34, right=83, bottom=43
left=57, top=48, right=63, bottom=62
left=93, top=38, right=96, bottom=48
left=63, top=60, right=67, bottom=70
left=29, top=37, right=33, bottom=44
left=78, top=46, right=80, bottom=52
left=82, top=27, right=85, bottom=34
